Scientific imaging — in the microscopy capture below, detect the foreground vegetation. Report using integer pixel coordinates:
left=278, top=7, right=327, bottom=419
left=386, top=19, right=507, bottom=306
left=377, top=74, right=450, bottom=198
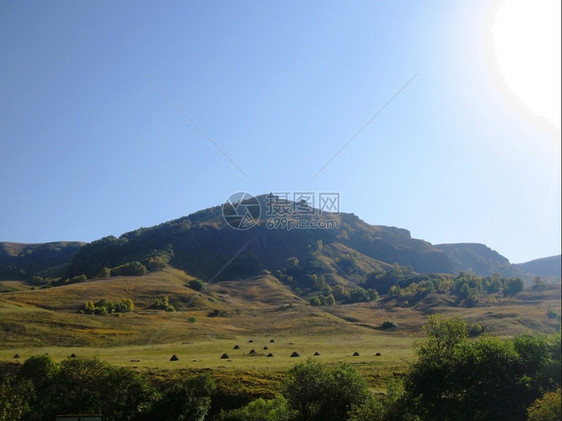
left=1, top=316, right=560, bottom=421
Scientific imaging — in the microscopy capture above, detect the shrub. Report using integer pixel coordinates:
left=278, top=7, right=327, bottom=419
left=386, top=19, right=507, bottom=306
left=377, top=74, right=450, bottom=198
left=96, top=267, right=111, bottom=279
left=207, top=309, right=228, bottom=317
left=380, top=320, right=398, bottom=330
left=189, top=279, right=206, bottom=291
left=468, top=322, right=484, bottom=337
left=547, top=307, right=560, bottom=320
left=79, top=298, right=134, bottom=315
left=150, top=296, right=175, bottom=312
left=70, top=274, right=87, bottom=284
left=111, top=261, right=147, bottom=277
left=309, top=296, right=321, bottom=306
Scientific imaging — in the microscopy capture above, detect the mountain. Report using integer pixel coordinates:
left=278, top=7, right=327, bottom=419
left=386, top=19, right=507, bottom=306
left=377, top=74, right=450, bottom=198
left=0, top=241, right=85, bottom=280
left=63, top=195, right=453, bottom=284
left=516, top=255, right=561, bottom=278
left=0, top=195, right=548, bottom=283
left=434, top=243, right=529, bottom=279
left=63, top=194, right=536, bottom=284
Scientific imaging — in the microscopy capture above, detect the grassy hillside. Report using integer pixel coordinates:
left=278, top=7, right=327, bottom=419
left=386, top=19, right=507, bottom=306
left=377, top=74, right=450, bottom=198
left=516, top=255, right=561, bottom=279
left=0, top=268, right=559, bottom=352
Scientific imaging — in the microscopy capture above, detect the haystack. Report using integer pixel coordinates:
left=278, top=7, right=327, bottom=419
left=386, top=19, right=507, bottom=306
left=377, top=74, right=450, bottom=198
left=70, top=353, right=77, bottom=358
left=249, top=349, right=257, bottom=355
left=248, top=339, right=254, bottom=343
left=220, top=353, right=230, bottom=359
left=233, top=345, right=240, bottom=349
left=375, top=352, right=381, bottom=356
left=290, top=351, right=300, bottom=357
left=267, top=353, right=274, bottom=357
left=170, top=354, right=179, bottom=361
left=13, top=354, right=19, bottom=359
left=270, top=339, right=275, bottom=343
left=263, top=346, right=268, bottom=350
left=352, top=352, right=360, bottom=356
left=314, top=352, right=320, bottom=356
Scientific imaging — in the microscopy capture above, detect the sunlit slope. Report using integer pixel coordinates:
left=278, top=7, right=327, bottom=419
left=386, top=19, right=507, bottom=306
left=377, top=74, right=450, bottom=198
left=0, top=268, right=559, bottom=349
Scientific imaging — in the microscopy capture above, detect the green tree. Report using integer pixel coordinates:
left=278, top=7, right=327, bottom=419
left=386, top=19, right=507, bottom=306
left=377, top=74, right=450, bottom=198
left=70, top=274, right=87, bottom=283
left=402, top=317, right=561, bottom=420
left=282, top=359, right=371, bottom=420
left=0, top=377, right=32, bottom=421
left=111, top=261, right=147, bottom=277
left=417, top=315, right=467, bottom=363
left=320, top=363, right=371, bottom=421
left=333, top=284, right=350, bottom=300
left=96, top=267, right=111, bottom=279
left=504, top=277, right=524, bottom=296
left=52, top=357, right=114, bottom=415
left=218, top=395, right=296, bottom=421
left=366, top=288, right=379, bottom=301
left=309, top=296, right=321, bottom=306
left=150, top=296, right=175, bottom=312
left=17, top=354, right=59, bottom=418
left=282, top=359, right=330, bottom=420
left=527, top=389, right=561, bottom=421
left=324, top=294, right=336, bottom=306
left=148, top=374, right=215, bottom=421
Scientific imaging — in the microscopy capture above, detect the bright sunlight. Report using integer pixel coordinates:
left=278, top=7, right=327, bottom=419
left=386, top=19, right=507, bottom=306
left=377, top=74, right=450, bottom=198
left=489, top=0, right=561, bottom=136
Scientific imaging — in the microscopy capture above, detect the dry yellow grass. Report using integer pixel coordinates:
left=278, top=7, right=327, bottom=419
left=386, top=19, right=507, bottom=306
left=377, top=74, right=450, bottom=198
left=0, top=268, right=559, bottom=388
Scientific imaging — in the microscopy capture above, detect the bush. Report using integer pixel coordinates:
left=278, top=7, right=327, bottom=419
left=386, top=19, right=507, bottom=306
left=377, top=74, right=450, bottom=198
left=309, top=296, right=321, bottom=306
left=111, top=261, right=147, bottom=277
left=468, top=322, right=484, bottom=337
left=380, top=320, right=398, bottom=330
left=547, top=307, right=560, bottom=320
left=189, top=279, right=206, bottom=291
left=70, top=274, right=87, bottom=283
left=79, top=298, right=134, bottom=315
left=207, top=309, right=228, bottom=317
left=150, top=296, right=175, bottom=312
left=96, top=267, right=111, bottom=279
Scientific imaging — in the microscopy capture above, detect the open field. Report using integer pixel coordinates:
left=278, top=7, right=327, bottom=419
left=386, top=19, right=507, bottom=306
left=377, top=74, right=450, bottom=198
left=0, top=333, right=413, bottom=389
left=0, top=268, right=560, bottom=389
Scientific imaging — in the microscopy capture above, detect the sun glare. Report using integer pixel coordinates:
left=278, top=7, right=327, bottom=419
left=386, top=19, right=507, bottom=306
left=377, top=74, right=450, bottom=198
left=488, top=0, right=561, bottom=138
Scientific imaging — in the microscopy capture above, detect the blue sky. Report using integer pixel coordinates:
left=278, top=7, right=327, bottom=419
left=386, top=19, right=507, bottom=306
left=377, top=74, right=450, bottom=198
left=1, top=1, right=560, bottom=264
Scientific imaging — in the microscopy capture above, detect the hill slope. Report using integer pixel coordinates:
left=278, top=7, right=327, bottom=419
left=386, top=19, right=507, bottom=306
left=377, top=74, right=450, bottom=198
left=516, top=255, right=561, bottom=278
left=0, top=241, right=85, bottom=280
left=434, top=243, right=529, bottom=279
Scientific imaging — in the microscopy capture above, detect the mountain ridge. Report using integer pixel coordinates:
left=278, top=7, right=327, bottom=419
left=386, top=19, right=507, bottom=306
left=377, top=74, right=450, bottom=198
left=1, top=196, right=558, bottom=282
